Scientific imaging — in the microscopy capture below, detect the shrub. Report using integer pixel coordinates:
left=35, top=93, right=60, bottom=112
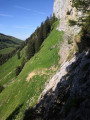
left=69, top=20, right=77, bottom=26
left=15, top=58, right=26, bottom=77
left=68, top=40, right=73, bottom=44
left=15, top=66, right=21, bottom=77
left=17, top=50, right=20, bottom=59
left=0, top=84, right=4, bottom=93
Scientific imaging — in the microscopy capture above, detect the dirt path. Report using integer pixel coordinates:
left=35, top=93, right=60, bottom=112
left=59, top=32, right=73, bottom=65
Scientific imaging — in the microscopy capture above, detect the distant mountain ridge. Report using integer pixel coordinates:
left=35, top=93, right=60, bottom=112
left=0, top=33, right=23, bottom=54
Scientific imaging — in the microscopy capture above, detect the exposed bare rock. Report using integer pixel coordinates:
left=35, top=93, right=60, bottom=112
left=23, top=50, right=90, bottom=120
left=53, top=0, right=81, bottom=65
left=53, top=0, right=81, bottom=34
left=53, top=0, right=71, bottom=19
left=23, top=1, right=90, bottom=120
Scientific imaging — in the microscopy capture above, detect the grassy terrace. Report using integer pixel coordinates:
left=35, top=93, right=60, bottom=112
left=0, top=20, right=63, bottom=120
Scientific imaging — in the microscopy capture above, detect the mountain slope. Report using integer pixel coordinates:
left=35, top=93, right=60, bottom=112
left=24, top=0, right=90, bottom=119
left=0, top=20, right=64, bottom=120
left=24, top=50, right=90, bottom=120
left=0, top=33, right=23, bottom=54
left=0, top=0, right=89, bottom=119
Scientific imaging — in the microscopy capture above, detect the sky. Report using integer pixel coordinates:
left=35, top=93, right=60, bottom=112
left=0, top=0, right=54, bottom=40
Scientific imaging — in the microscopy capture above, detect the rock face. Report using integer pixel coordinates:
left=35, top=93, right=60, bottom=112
left=53, top=0, right=72, bottom=19
left=23, top=50, right=90, bottom=120
left=53, top=0, right=81, bottom=33
left=23, top=1, right=90, bottom=120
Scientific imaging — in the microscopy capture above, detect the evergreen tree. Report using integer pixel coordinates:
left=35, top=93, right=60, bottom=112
left=43, top=17, right=50, bottom=39
left=43, top=22, right=47, bottom=39
left=20, top=57, right=26, bottom=70
left=0, top=84, right=4, bottom=93
left=17, top=50, right=20, bottom=59
left=26, top=41, right=35, bottom=60
left=35, top=39, right=41, bottom=52
left=15, top=66, right=21, bottom=76
left=25, top=15, right=57, bottom=61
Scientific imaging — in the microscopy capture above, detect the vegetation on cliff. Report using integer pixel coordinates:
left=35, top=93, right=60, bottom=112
left=70, top=0, right=90, bottom=52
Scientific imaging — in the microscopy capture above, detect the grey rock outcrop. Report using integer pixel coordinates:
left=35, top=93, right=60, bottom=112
left=53, top=0, right=71, bottom=19
left=53, top=0, right=81, bottom=33
left=23, top=50, right=90, bottom=120
left=23, top=1, right=90, bottom=120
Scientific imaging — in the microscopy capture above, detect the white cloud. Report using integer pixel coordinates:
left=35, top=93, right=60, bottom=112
left=0, top=14, right=13, bottom=17
left=15, top=6, right=46, bottom=15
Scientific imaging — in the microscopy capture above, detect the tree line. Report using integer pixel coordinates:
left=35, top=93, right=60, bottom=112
left=0, top=15, right=57, bottom=77
left=0, top=42, right=25, bottom=65
left=25, top=15, right=57, bottom=60
left=0, top=15, right=57, bottom=66
left=15, top=15, right=57, bottom=76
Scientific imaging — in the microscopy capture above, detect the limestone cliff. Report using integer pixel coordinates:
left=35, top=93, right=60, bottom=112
left=53, top=0, right=81, bottom=64
left=53, top=0, right=71, bottom=19
left=23, top=1, right=90, bottom=120
left=23, top=50, right=90, bottom=120
left=53, top=0, right=80, bottom=33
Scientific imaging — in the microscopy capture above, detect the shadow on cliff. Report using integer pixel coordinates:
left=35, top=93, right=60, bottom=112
left=23, top=50, right=90, bottom=120
left=76, top=15, right=90, bottom=53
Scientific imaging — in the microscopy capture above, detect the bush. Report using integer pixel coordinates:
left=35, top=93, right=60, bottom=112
left=68, top=40, right=73, bottom=44
left=15, top=58, right=26, bottom=77
left=17, top=50, right=20, bottom=59
left=15, top=66, right=21, bottom=77
left=76, top=15, right=90, bottom=52
left=81, top=15, right=90, bottom=49
left=0, top=84, right=4, bottom=93
left=69, top=20, right=77, bottom=26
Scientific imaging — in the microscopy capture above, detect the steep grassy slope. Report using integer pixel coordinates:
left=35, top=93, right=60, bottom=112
left=0, top=33, right=23, bottom=54
left=0, top=47, right=26, bottom=87
left=0, top=21, right=64, bottom=120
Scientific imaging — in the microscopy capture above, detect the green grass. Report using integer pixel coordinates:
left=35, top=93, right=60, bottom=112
left=0, top=47, right=16, bottom=54
left=0, top=33, right=23, bottom=44
left=0, top=20, right=64, bottom=120
left=0, top=47, right=26, bottom=86
left=0, top=33, right=23, bottom=54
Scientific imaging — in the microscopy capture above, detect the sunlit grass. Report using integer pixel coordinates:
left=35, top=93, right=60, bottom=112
left=0, top=20, right=64, bottom=120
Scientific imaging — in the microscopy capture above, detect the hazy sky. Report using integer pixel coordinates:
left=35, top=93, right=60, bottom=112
left=0, top=0, right=54, bottom=40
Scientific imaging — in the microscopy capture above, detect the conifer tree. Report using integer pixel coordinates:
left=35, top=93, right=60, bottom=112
left=20, top=57, right=26, bottom=70
left=15, top=66, right=21, bottom=76
left=17, top=50, right=20, bottom=59
left=0, top=84, right=4, bottom=93
left=25, top=15, right=57, bottom=61
left=26, top=41, right=35, bottom=60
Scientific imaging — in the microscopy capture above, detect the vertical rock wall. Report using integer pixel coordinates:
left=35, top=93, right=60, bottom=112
left=53, top=0, right=71, bottom=19
left=53, top=0, right=80, bottom=34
